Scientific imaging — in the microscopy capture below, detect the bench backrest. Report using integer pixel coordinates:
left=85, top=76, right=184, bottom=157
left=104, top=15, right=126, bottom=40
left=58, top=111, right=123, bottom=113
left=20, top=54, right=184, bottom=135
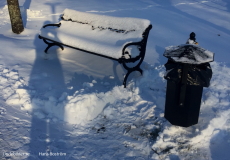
left=61, top=9, right=151, bottom=34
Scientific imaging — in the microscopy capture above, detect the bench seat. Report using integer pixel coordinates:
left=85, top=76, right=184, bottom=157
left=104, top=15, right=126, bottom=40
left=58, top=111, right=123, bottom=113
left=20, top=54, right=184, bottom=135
left=40, top=20, right=143, bottom=59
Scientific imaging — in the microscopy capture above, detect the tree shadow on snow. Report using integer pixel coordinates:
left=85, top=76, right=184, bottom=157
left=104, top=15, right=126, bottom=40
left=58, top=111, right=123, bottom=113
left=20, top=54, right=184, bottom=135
left=20, top=0, right=31, bottom=27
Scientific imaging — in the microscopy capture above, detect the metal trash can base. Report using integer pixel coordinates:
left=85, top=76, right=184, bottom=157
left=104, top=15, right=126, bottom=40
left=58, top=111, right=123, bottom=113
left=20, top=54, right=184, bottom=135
left=164, top=81, right=203, bottom=127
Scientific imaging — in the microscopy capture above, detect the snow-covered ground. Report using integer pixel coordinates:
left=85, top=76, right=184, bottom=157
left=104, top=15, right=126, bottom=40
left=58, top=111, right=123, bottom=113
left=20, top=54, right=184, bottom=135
left=0, top=0, right=230, bottom=159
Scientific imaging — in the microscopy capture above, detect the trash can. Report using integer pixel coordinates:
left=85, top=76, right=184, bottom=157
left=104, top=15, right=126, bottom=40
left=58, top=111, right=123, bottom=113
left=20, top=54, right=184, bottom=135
left=163, top=44, right=214, bottom=127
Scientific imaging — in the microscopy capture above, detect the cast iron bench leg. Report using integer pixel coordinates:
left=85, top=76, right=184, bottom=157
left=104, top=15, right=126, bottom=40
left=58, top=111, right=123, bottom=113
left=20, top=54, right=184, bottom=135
left=122, top=62, right=143, bottom=88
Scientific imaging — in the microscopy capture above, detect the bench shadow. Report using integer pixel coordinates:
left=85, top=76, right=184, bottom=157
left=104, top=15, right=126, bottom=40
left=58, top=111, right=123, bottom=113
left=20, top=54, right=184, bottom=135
left=155, top=45, right=167, bottom=64
left=65, top=51, right=125, bottom=94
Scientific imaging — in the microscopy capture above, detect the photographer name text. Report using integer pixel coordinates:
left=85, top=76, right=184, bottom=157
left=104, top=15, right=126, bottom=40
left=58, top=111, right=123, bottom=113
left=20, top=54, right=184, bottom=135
left=39, top=152, right=67, bottom=156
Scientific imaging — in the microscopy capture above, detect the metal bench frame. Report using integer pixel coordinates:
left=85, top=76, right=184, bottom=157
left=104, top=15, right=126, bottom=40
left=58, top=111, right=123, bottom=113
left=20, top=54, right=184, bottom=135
left=39, top=21, right=152, bottom=88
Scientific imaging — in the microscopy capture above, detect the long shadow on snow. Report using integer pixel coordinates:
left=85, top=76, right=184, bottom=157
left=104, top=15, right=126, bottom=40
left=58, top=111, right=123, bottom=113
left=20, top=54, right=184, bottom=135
left=28, top=27, right=66, bottom=159
left=28, top=2, right=69, bottom=158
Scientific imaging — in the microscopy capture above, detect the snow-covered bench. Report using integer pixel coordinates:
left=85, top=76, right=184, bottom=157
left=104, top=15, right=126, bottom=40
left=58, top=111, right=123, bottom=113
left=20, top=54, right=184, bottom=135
left=39, top=9, right=152, bottom=87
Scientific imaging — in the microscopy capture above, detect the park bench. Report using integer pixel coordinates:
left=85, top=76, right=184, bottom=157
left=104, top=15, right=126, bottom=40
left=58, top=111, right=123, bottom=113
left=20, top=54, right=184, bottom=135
left=39, top=9, right=152, bottom=87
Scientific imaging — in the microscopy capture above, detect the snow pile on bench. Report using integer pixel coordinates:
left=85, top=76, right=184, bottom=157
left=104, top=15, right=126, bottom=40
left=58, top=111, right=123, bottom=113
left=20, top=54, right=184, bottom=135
left=62, top=9, right=150, bottom=33
left=40, top=9, right=151, bottom=59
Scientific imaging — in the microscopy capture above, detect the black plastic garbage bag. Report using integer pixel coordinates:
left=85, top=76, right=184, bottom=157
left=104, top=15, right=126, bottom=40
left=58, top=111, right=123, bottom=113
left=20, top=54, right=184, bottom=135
left=163, top=44, right=214, bottom=87
left=164, top=60, right=212, bottom=87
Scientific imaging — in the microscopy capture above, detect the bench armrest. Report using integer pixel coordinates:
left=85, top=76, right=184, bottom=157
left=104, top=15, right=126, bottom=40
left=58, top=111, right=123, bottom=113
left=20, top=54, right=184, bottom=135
left=120, top=24, right=152, bottom=63
left=121, top=42, right=142, bottom=60
left=119, top=42, right=142, bottom=63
